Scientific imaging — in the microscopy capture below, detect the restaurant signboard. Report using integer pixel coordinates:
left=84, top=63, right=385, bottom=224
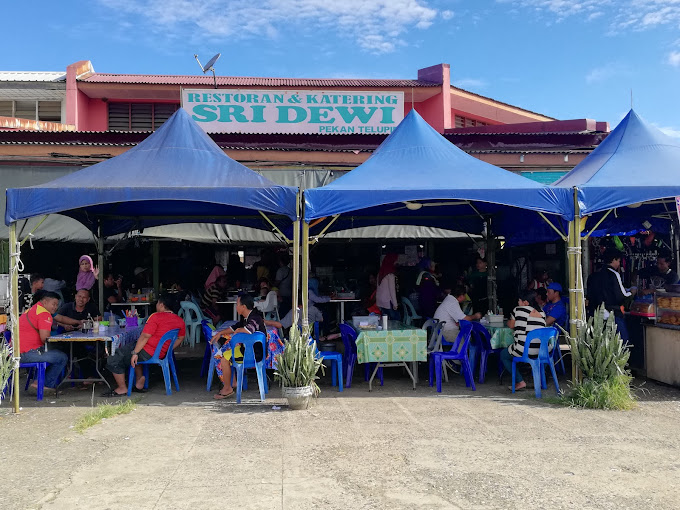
left=181, top=89, right=404, bottom=135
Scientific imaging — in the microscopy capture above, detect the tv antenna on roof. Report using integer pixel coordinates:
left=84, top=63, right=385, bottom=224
left=194, top=53, right=221, bottom=89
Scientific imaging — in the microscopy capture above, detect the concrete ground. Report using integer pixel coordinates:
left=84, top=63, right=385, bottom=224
left=1, top=353, right=679, bottom=510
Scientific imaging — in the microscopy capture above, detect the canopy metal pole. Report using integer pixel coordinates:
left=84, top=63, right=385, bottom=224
left=581, top=237, right=590, bottom=294
left=582, top=209, right=613, bottom=240
left=19, top=215, right=48, bottom=247
left=567, top=187, right=584, bottom=382
left=291, top=193, right=301, bottom=331
left=485, top=218, right=497, bottom=314
left=671, top=219, right=680, bottom=273
left=152, top=241, right=160, bottom=297
left=9, top=222, right=21, bottom=413
left=258, top=211, right=292, bottom=244
left=537, top=212, right=568, bottom=241
left=97, top=222, right=105, bottom=317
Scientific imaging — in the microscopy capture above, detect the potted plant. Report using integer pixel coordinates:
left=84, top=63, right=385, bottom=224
left=274, top=324, right=323, bottom=410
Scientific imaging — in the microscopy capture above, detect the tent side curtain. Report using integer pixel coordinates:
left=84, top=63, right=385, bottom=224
left=555, top=109, right=680, bottom=216
left=4, top=108, right=298, bottom=233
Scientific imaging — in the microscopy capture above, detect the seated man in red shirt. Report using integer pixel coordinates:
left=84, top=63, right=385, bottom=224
left=18, top=291, right=68, bottom=392
left=104, top=294, right=185, bottom=397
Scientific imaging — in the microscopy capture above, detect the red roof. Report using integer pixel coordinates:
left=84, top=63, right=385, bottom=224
left=80, top=73, right=439, bottom=88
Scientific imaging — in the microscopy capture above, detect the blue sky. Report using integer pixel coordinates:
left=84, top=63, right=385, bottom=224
left=4, top=0, right=680, bottom=134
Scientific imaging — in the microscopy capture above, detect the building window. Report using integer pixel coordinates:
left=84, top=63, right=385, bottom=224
left=454, top=114, right=487, bottom=129
left=0, top=100, right=62, bottom=122
left=108, top=103, right=179, bottom=131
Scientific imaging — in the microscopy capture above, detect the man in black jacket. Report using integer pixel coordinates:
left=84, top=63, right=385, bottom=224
left=587, top=250, right=636, bottom=341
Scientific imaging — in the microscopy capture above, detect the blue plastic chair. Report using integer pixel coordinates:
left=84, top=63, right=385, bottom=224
left=127, top=329, right=180, bottom=396
left=512, top=327, right=560, bottom=398
left=3, top=330, right=49, bottom=401
left=230, top=332, right=268, bottom=403
left=422, top=318, right=439, bottom=351
left=469, top=321, right=504, bottom=384
left=307, top=324, right=343, bottom=392
left=309, top=341, right=343, bottom=392
left=429, top=320, right=476, bottom=392
left=339, top=323, right=358, bottom=388
left=401, top=297, right=421, bottom=327
left=179, top=301, right=211, bottom=348
left=201, top=320, right=218, bottom=391
left=552, top=334, right=566, bottom=375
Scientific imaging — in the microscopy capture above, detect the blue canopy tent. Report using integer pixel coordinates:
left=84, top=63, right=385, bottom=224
left=4, top=108, right=299, bottom=413
left=494, top=110, right=680, bottom=244
left=556, top=109, right=680, bottom=217
left=302, top=109, right=574, bottom=321
left=547, top=109, right=680, bottom=348
left=5, top=108, right=297, bottom=235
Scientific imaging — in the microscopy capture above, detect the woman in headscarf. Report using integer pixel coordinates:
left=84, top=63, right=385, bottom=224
left=204, top=264, right=226, bottom=289
left=376, top=253, right=400, bottom=320
left=416, top=257, right=440, bottom=319
left=76, top=255, right=98, bottom=291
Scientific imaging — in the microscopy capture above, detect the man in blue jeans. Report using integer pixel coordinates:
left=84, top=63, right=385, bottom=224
left=18, top=291, right=68, bottom=392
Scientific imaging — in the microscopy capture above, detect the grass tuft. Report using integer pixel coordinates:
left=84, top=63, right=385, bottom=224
left=74, top=399, right=138, bottom=433
left=559, top=374, right=637, bottom=410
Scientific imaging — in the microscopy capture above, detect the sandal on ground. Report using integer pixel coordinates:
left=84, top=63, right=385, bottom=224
left=508, top=384, right=527, bottom=392
left=213, top=391, right=235, bottom=400
left=100, top=389, right=128, bottom=398
left=131, top=386, right=147, bottom=393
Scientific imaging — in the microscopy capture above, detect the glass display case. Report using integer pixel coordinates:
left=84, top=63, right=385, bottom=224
left=654, top=292, right=680, bottom=327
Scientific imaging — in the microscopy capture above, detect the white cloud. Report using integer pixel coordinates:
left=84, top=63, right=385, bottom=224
left=496, top=0, right=610, bottom=21
left=453, top=78, right=487, bottom=89
left=668, top=51, right=680, bottom=67
left=658, top=125, right=680, bottom=138
left=99, top=0, right=441, bottom=55
left=585, top=63, right=626, bottom=84
left=497, top=0, right=680, bottom=34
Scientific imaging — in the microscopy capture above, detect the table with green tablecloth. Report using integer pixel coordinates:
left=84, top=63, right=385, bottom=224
left=355, top=322, right=427, bottom=390
left=485, top=324, right=515, bottom=350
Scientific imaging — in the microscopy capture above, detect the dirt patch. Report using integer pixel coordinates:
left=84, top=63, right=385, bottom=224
left=1, top=367, right=679, bottom=509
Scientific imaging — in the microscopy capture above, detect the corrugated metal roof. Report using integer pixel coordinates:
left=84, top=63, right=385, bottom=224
left=0, top=71, right=66, bottom=82
left=450, top=85, right=556, bottom=121
left=80, top=73, right=439, bottom=88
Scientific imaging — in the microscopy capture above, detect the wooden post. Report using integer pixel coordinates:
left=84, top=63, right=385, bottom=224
left=568, top=188, right=584, bottom=382
left=301, top=221, right=310, bottom=329
left=291, top=192, right=301, bottom=330
left=9, top=222, right=21, bottom=413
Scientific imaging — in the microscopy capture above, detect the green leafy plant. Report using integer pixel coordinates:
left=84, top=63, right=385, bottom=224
left=569, top=305, right=630, bottom=382
left=561, top=305, right=636, bottom=410
left=74, top=399, right=137, bottom=433
left=274, top=324, right=324, bottom=395
left=0, top=339, right=13, bottom=404
left=560, top=375, right=637, bottom=410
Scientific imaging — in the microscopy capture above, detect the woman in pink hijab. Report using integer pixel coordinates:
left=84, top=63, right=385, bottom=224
left=204, top=264, right=226, bottom=289
left=76, top=255, right=99, bottom=291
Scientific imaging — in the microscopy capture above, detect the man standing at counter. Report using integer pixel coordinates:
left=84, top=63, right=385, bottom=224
left=642, top=253, right=679, bottom=294
left=587, top=250, right=636, bottom=341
